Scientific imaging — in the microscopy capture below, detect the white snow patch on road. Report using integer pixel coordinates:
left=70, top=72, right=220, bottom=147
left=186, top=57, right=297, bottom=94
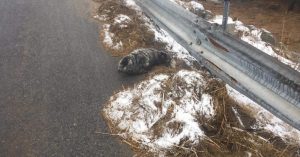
left=103, top=70, right=215, bottom=154
left=226, top=85, right=300, bottom=144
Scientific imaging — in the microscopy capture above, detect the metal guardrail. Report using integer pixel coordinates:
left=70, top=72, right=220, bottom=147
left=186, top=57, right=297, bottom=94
left=135, top=0, right=300, bottom=130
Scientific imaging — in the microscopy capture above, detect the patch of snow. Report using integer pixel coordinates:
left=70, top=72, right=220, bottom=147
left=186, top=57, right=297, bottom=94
left=114, top=14, right=131, bottom=28
left=154, top=109, right=204, bottom=149
left=170, top=0, right=205, bottom=11
left=124, top=0, right=141, bottom=11
left=93, top=14, right=107, bottom=21
left=102, top=25, right=113, bottom=46
left=190, top=1, right=204, bottom=11
left=102, top=24, right=123, bottom=50
left=114, top=14, right=131, bottom=24
left=103, top=70, right=215, bottom=154
left=234, top=21, right=250, bottom=32
left=226, top=84, right=300, bottom=144
left=226, top=84, right=256, bottom=106
left=209, top=15, right=234, bottom=25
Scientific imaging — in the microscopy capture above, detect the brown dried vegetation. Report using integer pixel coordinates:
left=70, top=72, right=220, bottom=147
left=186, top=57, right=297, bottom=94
left=101, top=69, right=300, bottom=157
left=96, top=0, right=166, bottom=56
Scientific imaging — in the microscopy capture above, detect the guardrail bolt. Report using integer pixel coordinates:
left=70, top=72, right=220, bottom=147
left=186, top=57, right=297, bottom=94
left=196, top=38, right=202, bottom=45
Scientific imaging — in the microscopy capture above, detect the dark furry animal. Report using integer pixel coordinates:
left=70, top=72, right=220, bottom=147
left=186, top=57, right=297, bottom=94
left=118, top=48, right=171, bottom=75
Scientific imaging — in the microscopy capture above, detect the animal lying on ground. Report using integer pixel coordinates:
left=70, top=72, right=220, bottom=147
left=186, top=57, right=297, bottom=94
left=118, top=48, right=171, bottom=75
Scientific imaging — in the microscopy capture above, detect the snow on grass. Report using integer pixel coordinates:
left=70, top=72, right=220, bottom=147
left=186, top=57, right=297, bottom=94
left=226, top=84, right=300, bottom=144
left=102, top=24, right=123, bottom=50
left=113, top=14, right=131, bottom=29
left=209, top=15, right=234, bottom=25
left=114, top=14, right=131, bottom=24
left=93, top=14, right=107, bottom=21
left=124, top=0, right=141, bottom=11
left=101, top=14, right=132, bottom=49
left=210, top=15, right=300, bottom=71
left=170, top=0, right=205, bottom=12
left=190, top=1, right=204, bottom=11
left=103, top=70, right=215, bottom=153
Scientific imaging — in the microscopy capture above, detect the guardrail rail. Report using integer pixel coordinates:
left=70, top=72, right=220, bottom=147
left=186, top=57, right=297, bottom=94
left=135, top=0, right=300, bottom=130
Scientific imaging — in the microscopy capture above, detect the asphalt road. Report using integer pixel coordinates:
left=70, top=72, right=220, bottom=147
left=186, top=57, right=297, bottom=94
left=0, top=0, right=140, bottom=156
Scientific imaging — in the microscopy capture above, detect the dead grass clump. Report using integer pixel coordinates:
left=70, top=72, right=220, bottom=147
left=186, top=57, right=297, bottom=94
left=191, top=81, right=299, bottom=157
left=96, top=0, right=166, bottom=56
left=97, top=0, right=135, bottom=22
left=163, top=74, right=299, bottom=157
left=101, top=69, right=300, bottom=156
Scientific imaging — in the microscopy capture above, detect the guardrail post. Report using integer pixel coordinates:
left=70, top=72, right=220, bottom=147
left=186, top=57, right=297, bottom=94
left=222, top=0, right=230, bottom=31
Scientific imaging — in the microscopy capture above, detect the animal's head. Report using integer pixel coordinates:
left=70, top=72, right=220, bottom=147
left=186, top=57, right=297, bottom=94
left=118, top=56, right=133, bottom=72
left=158, top=51, right=171, bottom=65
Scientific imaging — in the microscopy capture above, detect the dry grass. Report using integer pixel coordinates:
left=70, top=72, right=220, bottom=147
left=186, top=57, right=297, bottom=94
left=96, top=0, right=166, bottom=56
left=101, top=69, right=300, bottom=157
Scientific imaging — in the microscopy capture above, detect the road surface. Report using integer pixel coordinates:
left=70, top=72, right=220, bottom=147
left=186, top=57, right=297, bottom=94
left=0, top=0, right=139, bottom=156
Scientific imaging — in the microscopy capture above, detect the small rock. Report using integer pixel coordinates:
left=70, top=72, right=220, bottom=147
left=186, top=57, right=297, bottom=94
left=260, top=29, right=276, bottom=46
left=246, top=25, right=257, bottom=31
left=196, top=10, right=214, bottom=20
left=190, top=1, right=205, bottom=12
left=227, top=23, right=238, bottom=35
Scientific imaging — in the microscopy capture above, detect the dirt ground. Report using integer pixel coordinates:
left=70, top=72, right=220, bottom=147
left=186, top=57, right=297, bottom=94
left=199, top=0, right=300, bottom=55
